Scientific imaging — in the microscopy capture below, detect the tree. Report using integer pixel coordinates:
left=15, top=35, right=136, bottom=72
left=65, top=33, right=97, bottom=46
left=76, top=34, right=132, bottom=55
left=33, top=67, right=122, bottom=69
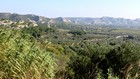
left=106, top=42, right=140, bottom=79
left=67, top=42, right=111, bottom=79
left=69, top=30, right=86, bottom=36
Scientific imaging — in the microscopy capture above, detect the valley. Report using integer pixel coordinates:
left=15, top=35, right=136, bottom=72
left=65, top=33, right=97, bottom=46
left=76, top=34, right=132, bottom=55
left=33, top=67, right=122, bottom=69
left=0, top=13, right=140, bottom=79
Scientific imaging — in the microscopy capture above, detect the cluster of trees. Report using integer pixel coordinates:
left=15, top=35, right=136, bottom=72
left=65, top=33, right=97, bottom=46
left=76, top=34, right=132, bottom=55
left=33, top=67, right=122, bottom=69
left=69, top=30, right=86, bottom=36
left=22, top=25, right=56, bottom=38
left=65, top=42, right=140, bottom=79
left=0, top=26, right=140, bottom=79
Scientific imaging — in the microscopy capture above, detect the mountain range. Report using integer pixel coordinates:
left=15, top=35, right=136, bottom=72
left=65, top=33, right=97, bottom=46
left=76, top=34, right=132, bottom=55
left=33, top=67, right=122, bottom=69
left=0, top=13, right=140, bottom=28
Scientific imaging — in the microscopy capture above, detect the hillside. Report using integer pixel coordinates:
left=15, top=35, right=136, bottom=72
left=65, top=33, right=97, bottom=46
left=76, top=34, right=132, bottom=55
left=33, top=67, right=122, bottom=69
left=65, top=17, right=140, bottom=28
left=0, top=13, right=50, bottom=23
left=0, top=13, right=140, bottom=79
left=1, top=13, right=140, bottom=28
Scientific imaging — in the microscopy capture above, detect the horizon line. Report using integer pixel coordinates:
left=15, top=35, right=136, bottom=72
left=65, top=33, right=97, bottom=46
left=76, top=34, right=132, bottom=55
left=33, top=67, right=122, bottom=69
left=0, top=12, right=139, bottom=20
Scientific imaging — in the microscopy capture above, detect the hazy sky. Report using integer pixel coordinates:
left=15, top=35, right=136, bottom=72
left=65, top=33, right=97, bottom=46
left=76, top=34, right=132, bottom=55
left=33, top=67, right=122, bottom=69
left=1, top=0, right=140, bottom=19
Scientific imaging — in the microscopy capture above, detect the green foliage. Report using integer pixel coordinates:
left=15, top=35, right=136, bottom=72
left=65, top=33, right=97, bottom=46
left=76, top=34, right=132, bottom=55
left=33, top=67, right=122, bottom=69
left=0, top=28, right=57, bottom=79
left=66, top=42, right=111, bottom=79
left=65, top=42, right=140, bottom=79
left=22, top=25, right=56, bottom=38
left=0, top=22, right=140, bottom=79
left=106, top=42, right=140, bottom=79
left=69, top=30, right=86, bottom=36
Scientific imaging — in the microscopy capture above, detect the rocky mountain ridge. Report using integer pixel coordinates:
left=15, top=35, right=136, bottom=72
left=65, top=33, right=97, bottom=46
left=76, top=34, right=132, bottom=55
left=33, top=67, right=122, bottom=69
left=0, top=13, right=140, bottom=28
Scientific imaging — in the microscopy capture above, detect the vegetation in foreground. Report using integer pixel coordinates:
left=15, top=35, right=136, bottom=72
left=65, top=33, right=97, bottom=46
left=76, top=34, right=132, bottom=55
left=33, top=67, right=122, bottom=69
left=0, top=24, right=140, bottom=79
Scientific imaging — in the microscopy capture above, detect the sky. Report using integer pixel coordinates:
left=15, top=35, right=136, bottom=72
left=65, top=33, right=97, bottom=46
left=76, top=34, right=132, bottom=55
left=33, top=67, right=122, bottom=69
left=1, top=0, right=140, bottom=19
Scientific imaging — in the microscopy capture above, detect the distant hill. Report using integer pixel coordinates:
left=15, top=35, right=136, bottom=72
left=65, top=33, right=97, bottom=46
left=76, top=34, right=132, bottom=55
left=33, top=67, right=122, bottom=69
left=0, top=13, right=140, bottom=28
left=64, top=17, right=140, bottom=27
left=0, top=13, right=50, bottom=23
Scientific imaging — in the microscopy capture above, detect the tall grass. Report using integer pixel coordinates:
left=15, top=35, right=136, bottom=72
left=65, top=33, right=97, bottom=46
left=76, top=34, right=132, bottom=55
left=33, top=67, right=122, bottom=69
left=0, top=29, right=57, bottom=79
